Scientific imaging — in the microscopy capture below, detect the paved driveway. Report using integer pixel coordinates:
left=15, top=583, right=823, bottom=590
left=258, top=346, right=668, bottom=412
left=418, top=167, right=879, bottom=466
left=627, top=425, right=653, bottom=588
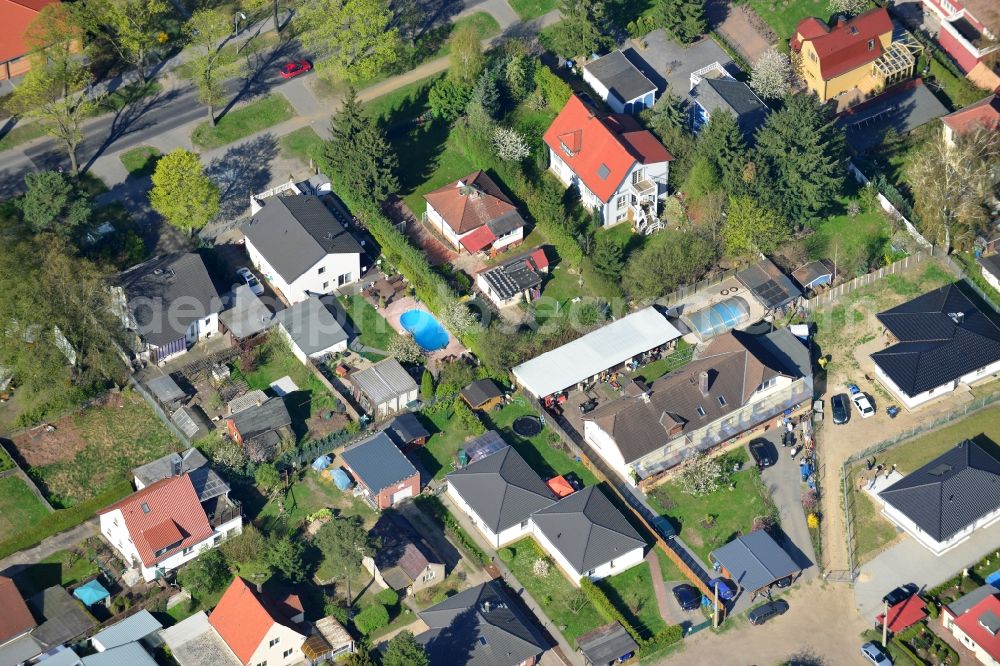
left=854, top=522, right=1000, bottom=622
left=629, top=30, right=733, bottom=95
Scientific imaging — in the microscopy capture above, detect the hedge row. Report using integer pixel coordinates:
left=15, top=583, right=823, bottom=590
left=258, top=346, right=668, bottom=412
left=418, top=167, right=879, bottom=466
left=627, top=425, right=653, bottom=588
left=0, top=479, right=133, bottom=560
left=414, top=496, right=490, bottom=565
left=579, top=579, right=684, bottom=654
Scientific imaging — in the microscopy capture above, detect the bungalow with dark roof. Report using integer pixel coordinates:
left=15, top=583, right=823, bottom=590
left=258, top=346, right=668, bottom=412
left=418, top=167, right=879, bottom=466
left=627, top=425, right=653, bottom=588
left=582, top=49, right=657, bottom=115
left=871, top=284, right=1000, bottom=408
left=363, top=512, right=445, bottom=594
left=423, top=171, right=526, bottom=255
left=709, top=530, right=800, bottom=600
left=544, top=94, right=673, bottom=232
left=791, top=8, right=920, bottom=103
left=242, top=195, right=365, bottom=304
left=688, top=61, right=768, bottom=140
left=274, top=294, right=349, bottom=364
left=340, top=431, right=420, bottom=509
left=878, top=439, right=1000, bottom=554
left=475, top=247, right=549, bottom=309
left=225, top=396, right=293, bottom=461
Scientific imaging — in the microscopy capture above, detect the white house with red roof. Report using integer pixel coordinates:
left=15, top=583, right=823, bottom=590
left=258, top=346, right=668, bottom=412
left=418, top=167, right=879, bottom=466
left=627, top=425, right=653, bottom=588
left=942, top=93, right=1000, bottom=146
left=543, top=94, right=672, bottom=232
left=920, top=0, right=999, bottom=88
left=943, top=585, right=1000, bottom=665
left=422, top=170, right=526, bottom=255
left=208, top=577, right=307, bottom=666
left=475, top=247, right=549, bottom=308
left=98, top=473, right=242, bottom=582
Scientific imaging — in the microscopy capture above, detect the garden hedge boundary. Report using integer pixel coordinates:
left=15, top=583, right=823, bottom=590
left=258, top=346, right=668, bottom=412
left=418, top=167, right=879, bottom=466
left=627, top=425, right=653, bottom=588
left=414, top=496, right=490, bottom=565
left=580, top=578, right=684, bottom=654
left=0, top=479, right=133, bottom=560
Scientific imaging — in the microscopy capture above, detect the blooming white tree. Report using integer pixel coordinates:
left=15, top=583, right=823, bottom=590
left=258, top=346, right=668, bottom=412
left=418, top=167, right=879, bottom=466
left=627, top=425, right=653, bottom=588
left=828, top=0, right=869, bottom=16
left=676, top=451, right=724, bottom=496
left=750, top=48, right=792, bottom=100
left=388, top=335, right=424, bottom=364
left=491, top=126, right=531, bottom=162
left=441, top=300, right=479, bottom=337
left=532, top=557, right=550, bottom=577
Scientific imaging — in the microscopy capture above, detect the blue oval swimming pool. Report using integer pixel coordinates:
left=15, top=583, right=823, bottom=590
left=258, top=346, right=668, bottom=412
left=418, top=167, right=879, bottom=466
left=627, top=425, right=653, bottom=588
left=400, top=309, right=449, bottom=351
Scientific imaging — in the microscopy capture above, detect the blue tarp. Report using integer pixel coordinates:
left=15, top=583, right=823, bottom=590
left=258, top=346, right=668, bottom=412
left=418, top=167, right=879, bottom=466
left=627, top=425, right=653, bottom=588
left=73, top=579, right=110, bottom=606
left=312, top=455, right=332, bottom=471
left=331, top=468, right=352, bottom=491
left=986, top=570, right=1000, bottom=587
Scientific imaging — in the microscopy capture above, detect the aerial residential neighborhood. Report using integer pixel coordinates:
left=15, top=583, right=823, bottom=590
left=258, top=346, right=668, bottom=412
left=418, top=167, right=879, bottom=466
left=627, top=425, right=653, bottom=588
left=0, top=0, right=999, bottom=664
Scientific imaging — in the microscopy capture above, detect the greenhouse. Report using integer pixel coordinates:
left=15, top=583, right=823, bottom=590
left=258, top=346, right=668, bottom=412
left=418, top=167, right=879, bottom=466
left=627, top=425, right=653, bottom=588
left=685, top=297, right=750, bottom=340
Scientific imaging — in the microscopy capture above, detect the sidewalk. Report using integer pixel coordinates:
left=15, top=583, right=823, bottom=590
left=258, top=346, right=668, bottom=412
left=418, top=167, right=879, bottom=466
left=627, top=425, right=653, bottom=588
left=0, top=518, right=99, bottom=577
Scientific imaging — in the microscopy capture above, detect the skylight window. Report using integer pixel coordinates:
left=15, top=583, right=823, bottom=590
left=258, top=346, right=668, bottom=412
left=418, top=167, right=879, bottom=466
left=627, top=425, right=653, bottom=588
left=597, top=164, right=611, bottom=180
left=718, top=395, right=727, bottom=406
left=140, top=502, right=150, bottom=513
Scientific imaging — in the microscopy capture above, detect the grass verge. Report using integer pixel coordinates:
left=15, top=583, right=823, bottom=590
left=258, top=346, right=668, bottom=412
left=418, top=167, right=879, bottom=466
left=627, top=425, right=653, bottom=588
left=191, top=93, right=294, bottom=150
left=508, top=0, right=557, bottom=20
left=279, top=126, right=324, bottom=165
left=120, top=145, right=162, bottom=178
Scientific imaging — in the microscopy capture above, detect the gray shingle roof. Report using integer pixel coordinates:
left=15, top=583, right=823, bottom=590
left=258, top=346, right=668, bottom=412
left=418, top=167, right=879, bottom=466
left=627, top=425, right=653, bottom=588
left=341, top=431, right=419, bottom=493
left=219, top=285, right=276, bottom=340
left=230, top=397, right=291, bottom=439
left=710, top=530, right=800, bottom=593
left=146, top=374, right=186, bottom=404
left=872, top=284, right=1000, bottom=396
left=460, top=379, right=504, bottom=408
left=242, top=195, right=363, bottom=284
left=91, top=610, right=162, bottom=650
left=840, top=79, right=949, bottom=153
left=948, top=585, right=1000, bottom=617
left=692, top=77, right=768, bottom=138
left=132, top=450, right=229, bottom=501
left=118, top=254, right=222, bottom=347
left=27, top=586, right=97, bottom=648
left=585, top=50, right=656, bottom=103
left=879, top=439, right=1000, bottom=542
left=531, top=486, right=646, bottom=574
left=380, top=412, right=430, bottom=445
left=275, top=295, right=349, bottom=357
left=81, top=641, right=157, bottom=666
left=447, top=446, right=556, bottom=532
left=418, top=581, right=547, bottom=666
left=577, top=622, right=639, bottom=665
left=350, top=358, right=418, bottom=408
left=980, top=254, right=1000, bottom=280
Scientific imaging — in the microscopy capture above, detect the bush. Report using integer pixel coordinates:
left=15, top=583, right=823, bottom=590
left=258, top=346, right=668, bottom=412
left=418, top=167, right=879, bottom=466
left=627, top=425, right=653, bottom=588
left=498, top=548, right=514, bottom=562
left=354, top=604, right=390, bottom=635
left=374, top=588, right=400, bottom=607
left=533, top=66, right=571, bottom=112
left=324, top=597, right=350, bottom=624
left=639, top=625, right=684, bottom=656
left=927, top=601, right=939, bottom=619
left=580, top=578, right=643, bottom=643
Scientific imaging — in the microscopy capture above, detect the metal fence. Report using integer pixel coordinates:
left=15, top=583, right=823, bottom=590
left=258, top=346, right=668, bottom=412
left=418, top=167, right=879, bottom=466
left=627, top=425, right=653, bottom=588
left=655, top=268, right=739, bottom=309
left=802, top=250, right=931, bottom=308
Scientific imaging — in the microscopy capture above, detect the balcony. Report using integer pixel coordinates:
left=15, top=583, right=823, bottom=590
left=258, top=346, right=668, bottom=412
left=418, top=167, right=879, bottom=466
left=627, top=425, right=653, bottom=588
left=208, top=499, right=241, bottom=529
left=629, top=178, right=656, bottom=202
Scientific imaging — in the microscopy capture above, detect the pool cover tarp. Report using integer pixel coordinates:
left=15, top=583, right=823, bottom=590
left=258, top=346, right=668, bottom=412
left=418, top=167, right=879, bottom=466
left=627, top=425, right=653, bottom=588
left=312, top=455, right=332, bottom=471
left=73, top=579, right=110, bottom=606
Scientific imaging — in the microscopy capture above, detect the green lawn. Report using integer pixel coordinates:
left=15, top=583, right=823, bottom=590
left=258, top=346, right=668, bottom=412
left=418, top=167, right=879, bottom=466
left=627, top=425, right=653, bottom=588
left=647, top=456, right=771, bottom=563
left=0, top=476, right=51, bottom=539
left=416, top=409, right=476, bottom=480
left=508, top=0, right=557, bottom=20
left=23, top=391, right=180, bottom=508
left=396, top=117, right=479, bottom=215
left=191, top=93, right=294, bottom=149
left=15, top=548, right=99, bottom=595
left=806, top=197, right=892, bottom=278
left=0, top=122, right=47, bottom=152
left=341, top=295, right=399, bottom=353
left=279, top=126, right=324, bottom=166
left=0, top=446, right=13, bottom=472
left=848, top=405, right=1000, bottom=562
left=744, top=0, right=832, bottom=40
left=437, top=13, right=501, bottom=54
left=598, top=561, right=667, bottom=639
left=175, top=32, right=281, bottom=82
left=367, top=75, right=439, bottom=125
left=119, top=145, right=161, bottom=178
left=256, top=468, right=377, bottom=532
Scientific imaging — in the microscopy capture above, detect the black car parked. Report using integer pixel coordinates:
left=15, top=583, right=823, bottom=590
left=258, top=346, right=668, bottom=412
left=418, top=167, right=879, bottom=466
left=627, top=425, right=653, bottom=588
left=748, top=439, right=774, bottom=469
left=748, top=599, right=789, bottom=625
left=883, top=583, right=919, bottom=606
left=831, top=393, right=850, bottom=425
left=672, top=583, right=701, bottom=611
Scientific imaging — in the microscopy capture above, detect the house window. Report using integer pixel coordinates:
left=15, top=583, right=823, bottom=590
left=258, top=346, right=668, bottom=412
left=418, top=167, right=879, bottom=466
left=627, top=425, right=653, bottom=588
left=322, top=281, right=330, bottom=290
left=560, top=142, right=573, bottom=157
left=759, top=378, right=776, bottom=392
left=520, top=519, right=529, bottom=528
left=423, top=570, right=436, bottom=581
left=616, top=194, right=627, bottom=211
left=182, top=546, right=193, bottom=556
left=337, top=272, right=353, bottom=287
left=587, top=569, right=595, bottom=576
left=867, top=39, right=875, bottom=51
left=631, top=168, right=645, bottom=184
left=610, top=559, right=616, bottom=568
left=282, top=648, right=293, bottom=659
left=270, top=637, right=280, bottom=647
left=718, top=395, right=727, bottom=406
left=809, top=51, right=817, bottom=63
left=696, top=406, right=706, bottom=417
left=204, top=318, right=211, bottom=325
left=318, top=266, right=326, bottom=274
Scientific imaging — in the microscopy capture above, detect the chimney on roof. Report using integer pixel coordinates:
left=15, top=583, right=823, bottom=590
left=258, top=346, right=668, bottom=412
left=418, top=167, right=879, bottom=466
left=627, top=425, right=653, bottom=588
left=171, top=454, right=182, bottom=477
left=698, top=371, right=709, bottom=397
left=949, top=312, right=964, bottom=324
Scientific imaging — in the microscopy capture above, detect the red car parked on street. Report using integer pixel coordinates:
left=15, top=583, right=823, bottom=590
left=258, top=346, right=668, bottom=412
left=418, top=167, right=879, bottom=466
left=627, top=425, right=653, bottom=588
left=280, top=60, right=312, bottom=79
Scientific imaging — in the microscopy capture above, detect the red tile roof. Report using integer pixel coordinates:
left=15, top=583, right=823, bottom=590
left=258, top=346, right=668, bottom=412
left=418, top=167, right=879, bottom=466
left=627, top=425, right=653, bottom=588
left=424, top=171, right=522, bottom=234
left=875, top=595, right=928, bottom=633
left=527, top=247, right=548, bottom=271
left=791, top=16, right=829, bottom=50
left=99, top=474, right=212, bottom=568
left=209, top=577, right=300, bottom=665
left=0, top=576, right=36, bottom=644
left=942, top=94, right=1000, bottom=135
left=954, top=594, right=1000, bottom=661
left=792, top=8, right=893, bottom=80
left=0, top=0, right=58, bottom=63
left=543, top=94, right=673, bottom=204
left=459, top=224, right=497, bottom=253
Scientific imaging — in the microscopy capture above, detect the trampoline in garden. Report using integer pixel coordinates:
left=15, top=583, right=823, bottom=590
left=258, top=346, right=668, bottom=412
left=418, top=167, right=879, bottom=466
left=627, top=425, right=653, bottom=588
left=684, top=296, right=750, bottom=341
left=513, top=415, right=542, bottom=437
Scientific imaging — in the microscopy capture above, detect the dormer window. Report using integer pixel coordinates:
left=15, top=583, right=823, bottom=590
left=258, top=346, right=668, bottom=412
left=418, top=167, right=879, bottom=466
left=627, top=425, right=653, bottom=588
left=718, top=395, right=727, bottom=406
left=560, top=141, right=574, bottom=157
left=867, top=38, right=875, bottom=50
left=696, top=406, right=706, bottom=417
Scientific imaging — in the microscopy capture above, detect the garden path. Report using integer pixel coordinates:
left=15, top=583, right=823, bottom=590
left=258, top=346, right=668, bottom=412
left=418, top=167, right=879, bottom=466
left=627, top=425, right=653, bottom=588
left=644, top=549, right=674, bottom=625
left=0, top=518, right=98, bottom=577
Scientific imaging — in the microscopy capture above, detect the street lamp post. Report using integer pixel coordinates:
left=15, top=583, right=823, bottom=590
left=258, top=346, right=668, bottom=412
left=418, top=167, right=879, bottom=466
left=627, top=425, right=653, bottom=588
left=233, top=11, right=247, bottom=38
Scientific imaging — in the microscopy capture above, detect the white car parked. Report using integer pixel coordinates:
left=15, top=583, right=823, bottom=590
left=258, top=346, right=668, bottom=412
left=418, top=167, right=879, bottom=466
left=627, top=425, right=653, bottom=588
left=852, top=392, right=875, bottom=419
left=236, top=266, right=265, bottom=296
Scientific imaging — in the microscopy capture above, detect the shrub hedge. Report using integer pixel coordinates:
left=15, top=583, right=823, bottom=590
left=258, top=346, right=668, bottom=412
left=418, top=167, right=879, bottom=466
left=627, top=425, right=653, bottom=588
left=354, top=604, right=390, bottom=635
left=580, top=578, right=684, bottom=653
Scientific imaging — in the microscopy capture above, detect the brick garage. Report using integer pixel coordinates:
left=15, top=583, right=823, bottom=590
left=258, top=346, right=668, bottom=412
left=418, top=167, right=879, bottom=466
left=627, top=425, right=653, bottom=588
left=339, top=432, right=419, bottom=510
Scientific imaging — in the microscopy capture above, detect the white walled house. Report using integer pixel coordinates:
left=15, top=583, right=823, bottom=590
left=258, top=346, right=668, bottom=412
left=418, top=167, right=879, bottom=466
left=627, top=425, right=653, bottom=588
left=242, top=195, right=365, bottom=305
left=208, top=577, right=307, bottom=666
left=582, top=49, right=657, bottom=115
left=543, top=94, right=673, bottom=232
left=979, top=254, right=1000, bottom=293
left=114, top=253, right=222, bottom=364
left=871, top=284, right=1000, bottom=409
left=583, top=328, right=812, bottom=482
left=98, top=473, right=242, bottom=582
left=423, top=171, right=526, bottom=255
left=879, top=439, right=1000, bottom=555
left=274, top=294, right=349, bottom=364
left=943, top=585, right=1000, bottom=665
left=475, top=247, right=548, bottom=309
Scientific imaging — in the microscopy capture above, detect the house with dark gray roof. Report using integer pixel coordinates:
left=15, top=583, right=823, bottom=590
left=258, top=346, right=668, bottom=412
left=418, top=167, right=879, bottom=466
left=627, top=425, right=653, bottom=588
left=475, top=247, right=549, bottom=309
left=225, top=397, right=292, bottom=461
left=531, top=486, right=646, bottom=581
left=242, top=195, right=365, bottom=305
left=417, top=580, right=548, bottom=666
left=362, top=512, right=444, bottom=594
left=878, top=439, right=1000, bottom=554
left=871, top=284, right=1000, bottom=408
left=274, top=294, right=349, bottom=364
left=709, top=530, right=800, bottom=599
left=219, top=285, right=276, bottom=342
left=688, top=62, right=768, bottom=140
left=349, top=358, right=419, bottom=417
left=583, top=49, right=657, bottom=115
left=446, top=446, right=557, bottom=548
left=583, top=328, right=812, bottom=480
left=577, top=622, right=638, bottom=666
left=340, top=431, right=420, bottom=509
left=379, top=412, right=430, bottom=449
left=114, top=253, right=222, bottom=364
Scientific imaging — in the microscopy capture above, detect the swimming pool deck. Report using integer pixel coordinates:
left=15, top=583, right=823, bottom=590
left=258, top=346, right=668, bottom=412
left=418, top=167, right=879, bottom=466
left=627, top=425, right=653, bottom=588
left=381, top=296, right=467, bottom=361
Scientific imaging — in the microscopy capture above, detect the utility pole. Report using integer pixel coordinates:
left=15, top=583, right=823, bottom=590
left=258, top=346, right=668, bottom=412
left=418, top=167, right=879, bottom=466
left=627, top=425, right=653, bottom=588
left=882, top=599, right=889, bottom=647
left=713, top=581, right=720, bottom=629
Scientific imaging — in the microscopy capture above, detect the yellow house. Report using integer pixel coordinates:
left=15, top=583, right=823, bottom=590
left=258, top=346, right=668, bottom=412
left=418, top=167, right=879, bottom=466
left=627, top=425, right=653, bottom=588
left=792, top=8, right=921, bottom=102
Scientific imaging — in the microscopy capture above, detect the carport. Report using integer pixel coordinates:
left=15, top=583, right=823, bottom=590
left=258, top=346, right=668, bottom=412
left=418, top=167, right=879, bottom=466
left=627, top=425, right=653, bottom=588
left=710, top=531, right=801, bottom=601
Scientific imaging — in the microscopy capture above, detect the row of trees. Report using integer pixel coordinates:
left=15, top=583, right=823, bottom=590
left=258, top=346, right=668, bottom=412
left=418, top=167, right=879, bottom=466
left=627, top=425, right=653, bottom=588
left=548, top=0, right=706, bottom=57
